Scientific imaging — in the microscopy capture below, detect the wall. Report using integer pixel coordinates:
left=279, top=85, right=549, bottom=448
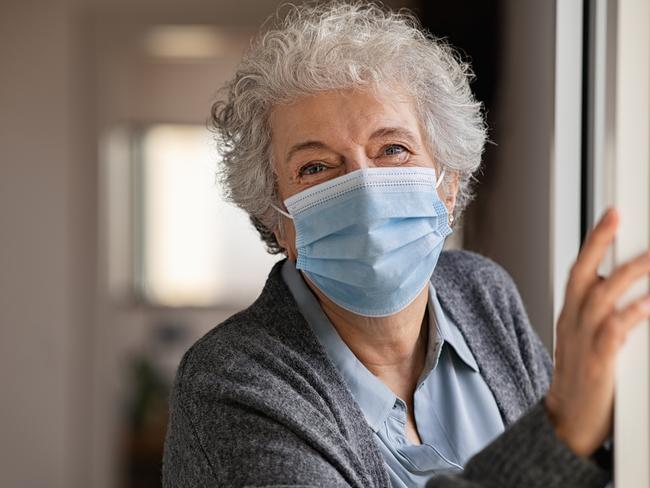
left=0, top=1, right=91, bottom=486
left=464, top=0, right=557, bottom=350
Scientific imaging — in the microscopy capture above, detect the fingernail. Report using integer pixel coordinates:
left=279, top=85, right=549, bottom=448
left=642, top=296, right=650, bottom=313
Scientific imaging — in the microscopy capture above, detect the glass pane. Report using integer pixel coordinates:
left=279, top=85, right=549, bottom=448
left=139, top=124, right=281, bottom=307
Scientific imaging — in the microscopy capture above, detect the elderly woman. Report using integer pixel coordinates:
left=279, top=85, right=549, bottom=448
left=163, top=3, right=650, bottom=488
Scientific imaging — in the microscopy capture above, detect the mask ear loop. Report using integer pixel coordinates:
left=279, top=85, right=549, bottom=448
left=434, top=168, right=455, bottom=227
left=270, top=202, right=293, bottom=219
left=435, top=168, right=446, bottom=189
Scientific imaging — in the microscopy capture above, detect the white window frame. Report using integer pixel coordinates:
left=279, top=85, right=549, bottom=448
left=611, top=0, right=650, bottom=484
left=587, top=0, right=650, bottom=484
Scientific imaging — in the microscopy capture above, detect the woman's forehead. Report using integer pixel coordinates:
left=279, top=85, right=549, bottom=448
left=269, top=87, right=423, bottom=152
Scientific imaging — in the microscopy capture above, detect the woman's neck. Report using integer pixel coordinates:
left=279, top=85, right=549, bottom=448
left=302, top=273, right=430, bottom=399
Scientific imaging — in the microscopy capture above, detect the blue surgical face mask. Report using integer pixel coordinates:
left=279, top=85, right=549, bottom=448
left=271, top=166, right=452, bottom=317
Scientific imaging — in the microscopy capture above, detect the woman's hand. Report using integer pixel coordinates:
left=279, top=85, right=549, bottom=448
left=544, top=207, right=650, bottom=457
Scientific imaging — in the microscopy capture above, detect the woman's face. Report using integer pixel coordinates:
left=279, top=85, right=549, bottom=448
left=269, top=87, right=458, bottom=259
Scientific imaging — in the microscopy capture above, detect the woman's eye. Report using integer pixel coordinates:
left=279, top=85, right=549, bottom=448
left=299, top=162, right=328, bottom=176
left=383, top=144, right=408, bottom=157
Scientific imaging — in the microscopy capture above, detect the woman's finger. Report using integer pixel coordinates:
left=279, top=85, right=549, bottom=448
left=594, top=293, right=650, bottom=357
left=580, top=249, right=650, bottom=330
left=565, top=208, right=619, bottom=306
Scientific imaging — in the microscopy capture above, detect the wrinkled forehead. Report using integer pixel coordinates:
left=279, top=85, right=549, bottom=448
left=268, top=86, right=427, bottom=163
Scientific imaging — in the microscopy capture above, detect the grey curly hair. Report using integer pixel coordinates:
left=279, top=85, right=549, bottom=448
left=210, top=1, right=486, bottom=254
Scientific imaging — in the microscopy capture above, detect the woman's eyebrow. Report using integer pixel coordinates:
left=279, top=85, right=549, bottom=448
left=369, top=127, right=419, bottom=146
left=285, top=127, right=419, bottom=164
left=285, top=140, right=331, bottom=164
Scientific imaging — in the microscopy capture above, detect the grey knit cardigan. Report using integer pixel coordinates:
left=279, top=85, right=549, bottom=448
left=162, top=249, right=611, bottom=487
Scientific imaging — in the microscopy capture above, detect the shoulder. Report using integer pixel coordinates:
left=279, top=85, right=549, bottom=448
left=435, top=248, right=530, bottom=335
left=173, top=260, right=301, bottom=393
left=437, top=248, right=518, bottom=293
left=438, top=248, right=500, bottom=268
left=173, top=304, right=317, bottom=409
left=169, top=261, right=342, bottom=420
left=173, top=307, right=259, bottom=394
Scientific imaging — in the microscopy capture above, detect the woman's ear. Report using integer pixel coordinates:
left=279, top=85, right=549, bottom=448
left=274, top=218, right=297, bottom=261
left=443, top=170, right=460, bottom=216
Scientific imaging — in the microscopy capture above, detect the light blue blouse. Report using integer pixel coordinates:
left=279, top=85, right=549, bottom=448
left=281, top=259, right=506, bottom=487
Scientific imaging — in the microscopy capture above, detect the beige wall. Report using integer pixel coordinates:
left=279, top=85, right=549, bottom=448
left=0, top=1, right=90, bottom=486
left=464, top=0, right=556, bottom=351
left=0, top=2, right=284, bottom=486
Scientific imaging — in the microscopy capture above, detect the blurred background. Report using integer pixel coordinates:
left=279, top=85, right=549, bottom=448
left=0, top=0, right=581, bottom=486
